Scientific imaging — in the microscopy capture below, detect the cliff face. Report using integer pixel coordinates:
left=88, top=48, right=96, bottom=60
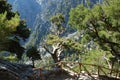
left=8, top=0, right=100, bottom=47
left=8, top=0, right=41, bottom=30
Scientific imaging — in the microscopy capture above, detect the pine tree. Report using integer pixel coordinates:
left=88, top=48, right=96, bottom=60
left=0, top=0, right=30, bottom=59
left=26, top=47, right=41, bottom=67
left=43, top=13, right=82, bottom=64
left=69, top=0, right=120, bottom=68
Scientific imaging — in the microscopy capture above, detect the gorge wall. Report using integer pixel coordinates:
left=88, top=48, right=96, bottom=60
left=8, top=0, right=100, bottom=47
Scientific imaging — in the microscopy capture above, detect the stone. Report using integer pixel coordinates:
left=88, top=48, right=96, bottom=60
left=0, top=59, right=33, bottom=80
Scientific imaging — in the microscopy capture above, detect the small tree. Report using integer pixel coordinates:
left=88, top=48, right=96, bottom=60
left=26, top=47, right=41, bottom=67
left=43, top=13, right=82, bottom=64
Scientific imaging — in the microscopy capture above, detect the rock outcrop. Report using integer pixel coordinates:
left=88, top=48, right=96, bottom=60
left=0, top=59, right=33, bottom=80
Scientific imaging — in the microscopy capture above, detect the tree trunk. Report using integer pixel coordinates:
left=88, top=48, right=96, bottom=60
left=110, top=62, right=114, bottom=75
left=43, top=42, right=63, bottom=64
left=51, top=54, right=60, bottom=63
left=32, top=59, right=35, bottom=68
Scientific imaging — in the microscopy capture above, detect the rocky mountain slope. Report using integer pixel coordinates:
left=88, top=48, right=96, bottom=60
left=8, top=0, right=41, bottom=30
left=8, top=0, right=101, bottom=47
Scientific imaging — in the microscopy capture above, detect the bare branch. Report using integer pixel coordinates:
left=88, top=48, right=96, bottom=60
left=43, top=45, right=53, bottom=54
left=103, top=54, right=112, bottom=69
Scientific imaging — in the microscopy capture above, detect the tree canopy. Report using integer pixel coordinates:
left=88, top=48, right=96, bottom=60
left=0, top=0, right=30, bottom=59
left=26, top=47, right=41, bottom=67
left=69, top=0, right=120, bottom=64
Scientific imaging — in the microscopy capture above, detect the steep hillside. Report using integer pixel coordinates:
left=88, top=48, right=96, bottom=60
left=8, top=0, right=100, bottom=47
left=8, top=0, right=41, bottom=30
left=26, top=0, right=83, bottom=47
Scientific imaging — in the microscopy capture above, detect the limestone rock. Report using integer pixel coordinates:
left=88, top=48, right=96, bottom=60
left=0, top=59, right=33, bottom=80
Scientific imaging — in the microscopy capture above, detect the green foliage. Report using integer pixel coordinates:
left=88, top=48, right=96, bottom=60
left=50, top=13, right=64, bottom=27
left=82, top=49, right=111, bottom=66
left=46, top=34, right=64, bottom=45
left=69, top=0, right=120, bottom=63
left=69, top=5, right=89, bottom=30
left=81, top=34, right=91, bottom=44
left=4, top=54, right=18, bottom=61
left=81, top=49, right=120, bottom=73
left=26, top=47, right=41, bottom=60
left=0, top=0, right=30, bottom=60
left=0, top=0, right=16, bottom=20
left=46, top=34, right=82, bottom=55
left=35, top=56, right=54, bottom=68
left=26, top=47, right=41, bottom=67
left=50, top=13, right=65, bottom=36
left=64, top=39, right=83, bottom=53
left=14, top=20, right=31, bottom=41
left=45, top=13, right=83, bottom=63
left=104, top=0, right=120, bottom=26
left=0, top=12, right=20, bottom=42
left=47, top=13, right=65, bottom=45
